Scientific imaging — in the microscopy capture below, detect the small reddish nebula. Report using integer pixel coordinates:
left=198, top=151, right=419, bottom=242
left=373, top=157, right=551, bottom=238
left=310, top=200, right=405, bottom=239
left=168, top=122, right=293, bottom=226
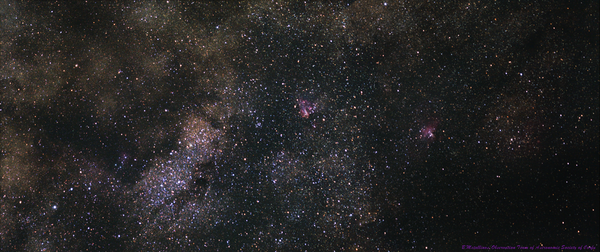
left=297, top=99, right=316, bottom=118
left=419, top=120, right=439, bottom=141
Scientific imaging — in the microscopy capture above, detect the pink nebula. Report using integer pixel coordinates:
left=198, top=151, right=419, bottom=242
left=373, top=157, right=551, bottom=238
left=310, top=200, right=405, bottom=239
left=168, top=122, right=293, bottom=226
left=419, top=120, right=439, bottom=141
left=297, top=99, right=315, bottom=118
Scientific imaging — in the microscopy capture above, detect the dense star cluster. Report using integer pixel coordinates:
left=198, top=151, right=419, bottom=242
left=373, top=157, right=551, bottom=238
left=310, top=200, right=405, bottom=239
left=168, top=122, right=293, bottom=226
left=1, top=0, right=598, bottom=251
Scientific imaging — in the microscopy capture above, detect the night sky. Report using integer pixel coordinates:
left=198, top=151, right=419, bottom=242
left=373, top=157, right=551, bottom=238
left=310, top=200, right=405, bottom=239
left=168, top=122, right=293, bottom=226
left=1, top=1, right=598, bottom=251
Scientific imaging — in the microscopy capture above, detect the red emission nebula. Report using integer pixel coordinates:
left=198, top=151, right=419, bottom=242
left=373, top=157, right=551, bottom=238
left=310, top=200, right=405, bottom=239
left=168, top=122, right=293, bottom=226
left=419, top=120, right=439, bottom=142
left=297, top=98, right=316, bottom=118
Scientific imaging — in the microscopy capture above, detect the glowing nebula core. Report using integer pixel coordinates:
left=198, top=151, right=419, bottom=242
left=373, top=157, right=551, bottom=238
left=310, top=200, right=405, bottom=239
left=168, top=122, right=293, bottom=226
left=420, top=120, right=439, bottom=142
left=297, top=99, right=316, bottom=118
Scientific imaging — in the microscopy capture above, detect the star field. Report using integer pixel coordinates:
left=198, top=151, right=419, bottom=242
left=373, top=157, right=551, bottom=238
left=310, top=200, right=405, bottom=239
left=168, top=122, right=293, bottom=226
left=1, top=0, right=598, bottom=251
